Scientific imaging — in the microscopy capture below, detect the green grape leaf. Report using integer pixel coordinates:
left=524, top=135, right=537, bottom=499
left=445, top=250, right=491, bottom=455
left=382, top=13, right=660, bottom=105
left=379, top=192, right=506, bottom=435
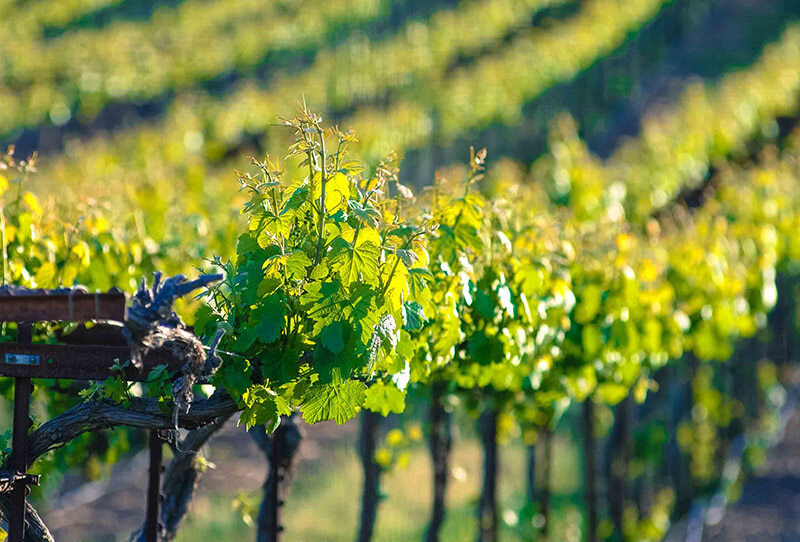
left=575, top=284, right=603, bottom=324
left=240, top=259, right=272, bottom=305
left=234, top=326, right=259, bottom=352
left=274, top=394, right=293, bottom=418
left=467, top=331, right=494, bottom=365
left=433, top=312, right=462, bottom=358
left=240, top=396, right=277, bottom=430
left=581, top=325, right=603, bottom=358
left=252, top=294, right=285, bottom=344
left=363, top=381, right=406, bottom=416
left=239, top=385, right=293, bottom=430
left=285, top=250, right=312, bottom=280
left=562, top=365, right=597, bottom=402
left=474, top=291, right=495, bottom=320
left=454, top=222, right=482, bottom=251
left=301, top=381, right=366, bottom=424
left=408, top=267, right=433, bottom=291
left=215, top=356, right=252, bottom=401
left=192, top=304, right=217, bottom=338
left=595, top=383, right=629, bottom=405
left=237, top=233, right=260, bottom=255
left=314, top=172, right=351, bottom=215
left=313, top=345, right=338, bottom=383
left=374, top=313, right=398, bottom=350
left=34, top=262, right=56, bottom=288
left=254, top=210, right=292, bottom=246
left=257, top=277, right=281, bottom=297
left=349, top=200, right=381, bottom=228
left=311, top=262, right=330, bottom=280
left=339, top=160, right=365, bottom=175
left=262, top=345, right=302, bottom=383
left=281, top=183, right=309, bottom=214
left=396, top=248, right=418, bottom=267
left=319, top=321, right=346, bottom=354
left=401, top=301, right=427, bottom=331
left=396, top=330, right=416, bottom=360
left=329, top=238, right=381, bottom=285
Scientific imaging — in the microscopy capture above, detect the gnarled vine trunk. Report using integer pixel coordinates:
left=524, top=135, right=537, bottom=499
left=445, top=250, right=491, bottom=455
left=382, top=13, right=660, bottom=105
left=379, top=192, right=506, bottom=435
left=583, top=400, right=598, bottom=542
left=426, top=382, right=452, bottom=542
left=132, top=414, right=232, bottom=541
left=669, top=355, right=697, bottom=518
left=538, top=426, right=552, bottom=540
left=357, top=410, right=383, bottom=542
left=0, top=500, right=54, bottom=542
left=251, top=414, right=302, bottom=542
left=477, top=409, right=498, bottom=542
left=606, top=394, right=632, bottom=541
left=526, top=442, right=536, bottom=504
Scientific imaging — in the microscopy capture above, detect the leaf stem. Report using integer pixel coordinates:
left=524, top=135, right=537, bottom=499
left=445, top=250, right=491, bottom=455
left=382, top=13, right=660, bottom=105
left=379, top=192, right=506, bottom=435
left=350, top=189, right=374, bottom=250
left=381, top=234, right=417, bottom=298
left=0, top=209, right=6, bottom=286
left=315, top=127, right=327, bottom=265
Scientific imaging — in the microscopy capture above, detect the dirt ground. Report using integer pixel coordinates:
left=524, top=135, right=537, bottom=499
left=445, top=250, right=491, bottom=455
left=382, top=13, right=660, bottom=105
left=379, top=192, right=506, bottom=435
left=703, top=412, right=800, bottom=541
left=40, top=417, right=355, bottom=541
left=40, top=406, right=800, bottom=541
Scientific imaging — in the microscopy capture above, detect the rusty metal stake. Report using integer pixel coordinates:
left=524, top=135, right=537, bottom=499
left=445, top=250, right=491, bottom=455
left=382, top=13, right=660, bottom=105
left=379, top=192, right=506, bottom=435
left=8, top=323, right=33, bottom=542
left=145, top=430, right=163, bottom=542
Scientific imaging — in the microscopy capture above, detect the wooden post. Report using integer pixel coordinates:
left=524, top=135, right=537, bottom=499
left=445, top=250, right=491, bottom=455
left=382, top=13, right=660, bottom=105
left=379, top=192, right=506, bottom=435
left=538, top=426, right=552, bottom=539
left=265, top=427, right=283, bottom=542
left=426, top=381, right=452, bottom=542
left=357, top=410, right=382, bottom=542
left=583, top=400, right=598, bottom=542
left=8, top=323, right=32, bottom=542
left=607, top=395, right=632, bottom=541
left=257, top=415, right=301, bottom=542
left=477, top=410, right=499, bottom=542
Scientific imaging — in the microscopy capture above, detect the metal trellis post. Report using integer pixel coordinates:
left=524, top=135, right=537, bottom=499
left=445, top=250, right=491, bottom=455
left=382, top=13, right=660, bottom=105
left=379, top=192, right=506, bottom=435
left=0, top=288, right=184, bottom=542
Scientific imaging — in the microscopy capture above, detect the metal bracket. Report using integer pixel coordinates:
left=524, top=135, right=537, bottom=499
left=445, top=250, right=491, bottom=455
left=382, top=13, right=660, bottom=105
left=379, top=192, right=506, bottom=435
left=3, top=354, right=40, bottom=366
left=0, top=472, right=40, bottom=494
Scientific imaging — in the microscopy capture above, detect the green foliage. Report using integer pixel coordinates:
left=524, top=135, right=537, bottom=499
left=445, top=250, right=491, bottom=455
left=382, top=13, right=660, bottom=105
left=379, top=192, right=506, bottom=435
left=0, top=147, right=174, bottom=473
left=301, top=380, right=367, bottom=425
left=0, top=0, right=391, bottom=136
left=204, top=108, right=436, bottom=427
left=363, top=380, right=406, bottom=416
